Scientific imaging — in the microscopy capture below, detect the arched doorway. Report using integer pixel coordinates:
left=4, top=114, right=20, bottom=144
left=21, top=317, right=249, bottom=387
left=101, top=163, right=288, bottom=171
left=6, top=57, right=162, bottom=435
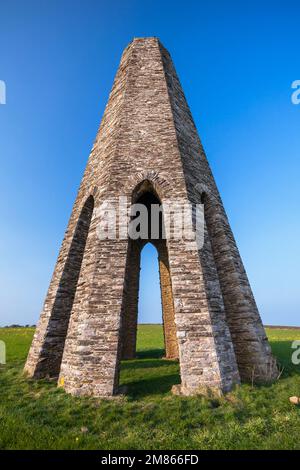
left=120, top=182, right=179, bottom=366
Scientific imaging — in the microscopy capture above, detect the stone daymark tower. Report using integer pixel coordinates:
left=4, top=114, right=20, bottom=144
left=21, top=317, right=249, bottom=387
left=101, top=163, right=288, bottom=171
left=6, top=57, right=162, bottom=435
left=25, top=38, right=277, bottom=397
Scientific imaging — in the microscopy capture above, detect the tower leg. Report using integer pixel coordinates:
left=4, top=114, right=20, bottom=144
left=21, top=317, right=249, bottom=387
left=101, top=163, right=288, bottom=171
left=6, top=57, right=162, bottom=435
left=168, top=231, right=240, bottom=396
left=24, top=196, right=94, bottom=379
left=204, top=196, right=278, bottom=383
left=58, top=232, right=129, bottom=397
left=157, top=241, right=179, bottom=360
left=120, top=240, right=141, bottom=360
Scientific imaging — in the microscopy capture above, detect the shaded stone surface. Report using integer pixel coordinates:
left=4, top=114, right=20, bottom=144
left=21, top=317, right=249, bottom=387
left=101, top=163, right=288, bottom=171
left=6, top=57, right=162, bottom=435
left=24, top=37, right=277, bottom=397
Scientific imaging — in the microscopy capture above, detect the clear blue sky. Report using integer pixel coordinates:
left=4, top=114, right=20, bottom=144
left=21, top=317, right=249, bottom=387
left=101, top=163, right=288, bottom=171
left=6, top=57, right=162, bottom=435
left=0, top=0, right=299, bottom=326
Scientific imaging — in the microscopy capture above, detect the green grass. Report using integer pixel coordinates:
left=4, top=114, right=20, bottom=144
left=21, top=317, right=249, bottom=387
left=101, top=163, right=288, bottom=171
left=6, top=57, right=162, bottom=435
left=0, top=325, right=300, bottom=449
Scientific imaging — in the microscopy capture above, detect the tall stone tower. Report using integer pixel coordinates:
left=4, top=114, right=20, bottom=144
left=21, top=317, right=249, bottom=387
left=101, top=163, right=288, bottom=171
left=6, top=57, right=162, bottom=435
left=24, top=38, right=277, bottom=397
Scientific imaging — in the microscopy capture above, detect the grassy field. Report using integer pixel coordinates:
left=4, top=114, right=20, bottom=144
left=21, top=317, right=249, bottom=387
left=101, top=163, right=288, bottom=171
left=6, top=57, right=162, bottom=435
left=0, top=325, right=300, bottom=450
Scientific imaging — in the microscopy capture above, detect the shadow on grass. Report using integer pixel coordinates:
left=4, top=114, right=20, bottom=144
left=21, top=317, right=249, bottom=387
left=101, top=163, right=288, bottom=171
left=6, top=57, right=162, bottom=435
left=136, top=348, right=165, bottom=359
left=121, top=359, right=177, bottom=370
left=125, top=373, right=181, bottom=398
left=120, top=348, right=181, bottom=397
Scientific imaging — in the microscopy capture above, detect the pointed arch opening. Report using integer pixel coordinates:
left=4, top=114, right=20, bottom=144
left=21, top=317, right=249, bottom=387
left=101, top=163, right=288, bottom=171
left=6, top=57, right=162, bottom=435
left=120, top=181, right=179, bottom=367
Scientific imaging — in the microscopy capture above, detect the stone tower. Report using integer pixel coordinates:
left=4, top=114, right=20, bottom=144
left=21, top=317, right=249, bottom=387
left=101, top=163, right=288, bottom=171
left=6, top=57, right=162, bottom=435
left=24, top=37, right=277, bottom=397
